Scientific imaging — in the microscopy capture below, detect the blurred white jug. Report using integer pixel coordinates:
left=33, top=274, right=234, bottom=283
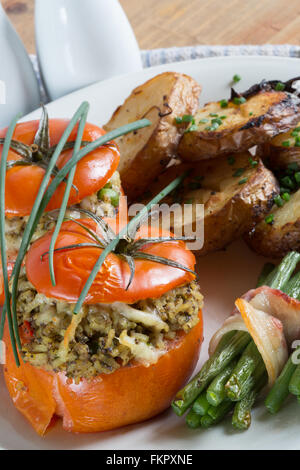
left=0, top=2, right=40, bottom=128
left=35, top=0, right=143, bottom=101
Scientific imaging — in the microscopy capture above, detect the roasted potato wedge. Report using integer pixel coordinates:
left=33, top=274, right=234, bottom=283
left=178, top=79, right=300, bottom=162
left=104, top=72, right=201, bottom=200
left=246, top=188, right=300, bottom=258
left=140, top=152, right=278, bottom=255
left=259, top=121, right=300, bottom=170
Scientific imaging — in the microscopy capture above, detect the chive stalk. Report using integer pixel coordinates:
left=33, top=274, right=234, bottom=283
left=8, top=111, right=151, bottom=348
left=73, top=171, right=189, bottom=315
left=0, top=113, right=22, bottom=364
left=48, top=105, right=89, bottom=285
left=9, top=102, right=90, bottom=348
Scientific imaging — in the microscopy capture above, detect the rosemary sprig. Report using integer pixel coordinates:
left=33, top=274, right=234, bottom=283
left=0, top=113, right=22, bottom=365
left=48, top=105, right=89, bottom=285
left=73, top=172, right=189, bottom=314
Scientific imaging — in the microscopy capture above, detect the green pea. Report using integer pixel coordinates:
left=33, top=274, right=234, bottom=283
left=97, top=188, right=120, bottom=207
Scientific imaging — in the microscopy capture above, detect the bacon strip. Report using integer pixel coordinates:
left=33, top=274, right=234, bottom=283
left=209, top=286, right=300, bottom=386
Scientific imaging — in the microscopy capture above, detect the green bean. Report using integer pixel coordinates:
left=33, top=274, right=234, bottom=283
left=172, top=331, right=251, bottom=416
left=185, top=409, right=202, bottom=429
left=267, top=252, right=300, bottom=290
left=232, top=373, right=267, bottom=430
left=206, top=359, right=238, bottom=406
left=282, top=270, right=300, bottom=299
left=225, top=341, right=262, bottom=401
left=206, top=400, right=233, bottom=425
left=257, top=263, right=275, bottom=287
left=265, top=355, right=297, bottom=414
left=289, top=364, right=300, bottom=396
left=192, top=392, right=210, bottom=415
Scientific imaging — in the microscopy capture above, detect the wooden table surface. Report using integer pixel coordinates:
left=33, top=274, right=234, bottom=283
left=3, top=0, right=300, bottom=54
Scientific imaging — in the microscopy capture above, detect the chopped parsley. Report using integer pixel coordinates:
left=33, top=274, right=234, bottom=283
left=175, top=114, right=195, bottom=124
left=228, top=156, right=235, bottom=165
left=275, top=82, right=285, bottom=91
left=233, top=96, right=246, bottom=105
left=211, top=117, right=223, bottom=126
left=265, top=214, right=274, bottom=224
left=282, top=192, right=290, bottom=202
left=233, top=74, right=241, bottom=83
left=295, top=172, right=300, bottom=184
left=233, top=168, right=245, bottom=177
left=185, top=124, right=198, bottom=133
left=238, top=177, right=248, bottom=185
left=249, top=157, right=258, bottom=168
left=274, top=195, right=284, bottom=207
left=281, top=176, right=295, bottom=189
left=287, top=162, right=299, bottom=172
left=220, top=99, right=228, bottom=108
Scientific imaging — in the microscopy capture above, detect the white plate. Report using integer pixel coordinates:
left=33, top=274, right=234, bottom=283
left=2, top=56, right=300, bottom=450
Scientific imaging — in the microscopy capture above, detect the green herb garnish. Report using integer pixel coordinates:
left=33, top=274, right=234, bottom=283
left=233, top=97, right=246, bottom=105
left=265, top=214, right=274, bottom=224
left=220, top=99, right=228, bottom=108
left=275, top=82, right=285, bottom=91
left=8, top=107, right=152, bottom=348
left=249, top=157, right=258, bottom=168
left=233, top=74, right=241, bottom=83
left=282, top=192, right=291, bottom=202
left=274, top=195, right=284, bottom=207
left=238, top=177, right=248, bottom=185
left=233, top=168, right=245, bottom=177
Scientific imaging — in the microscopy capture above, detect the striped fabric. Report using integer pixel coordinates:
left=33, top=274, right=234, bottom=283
left=141, top=44, right=300, bottom=68
left=31, top=45, right=300, bottom=102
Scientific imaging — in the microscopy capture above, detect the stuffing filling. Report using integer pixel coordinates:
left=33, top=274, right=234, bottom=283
left=5, top=171, right=122, bottom=258
left=16, top=270, right=203, bottom=381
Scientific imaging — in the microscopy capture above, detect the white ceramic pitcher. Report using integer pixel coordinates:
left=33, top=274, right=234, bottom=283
left=0, top=2, right=40, bottom=128
left=35, top=0, right=143, bottom=101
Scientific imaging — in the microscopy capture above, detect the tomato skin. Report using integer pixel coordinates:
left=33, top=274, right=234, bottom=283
left=3, top=311, right=203, bottom=434
left=26, top=219, right=196, bottom=304
left=0, top=120, right=120, bottom=218
left=19, top=321, right=34, bottom=344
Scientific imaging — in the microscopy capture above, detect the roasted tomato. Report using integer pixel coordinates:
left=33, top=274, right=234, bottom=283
left=0, top=119, right=120, bottom=218
left=3, top=219, right=203, bottom=434
left=3, top=315, right=202, bottom=434
left=25, top=218, right=196, bottom=304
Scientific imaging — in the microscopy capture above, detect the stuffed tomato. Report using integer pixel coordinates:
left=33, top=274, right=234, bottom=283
left=3, top=218, right=203, bottom=434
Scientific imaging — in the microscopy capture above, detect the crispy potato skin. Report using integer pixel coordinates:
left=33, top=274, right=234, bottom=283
left=104, top=72, right=201, bottom=200
left=179, top=91, right=300, bottom=162
left=246, top=189, right=300, bottom=258
left=259, top=121, right=300, bottom=170
left=140, top=152, right=279, bottom=255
